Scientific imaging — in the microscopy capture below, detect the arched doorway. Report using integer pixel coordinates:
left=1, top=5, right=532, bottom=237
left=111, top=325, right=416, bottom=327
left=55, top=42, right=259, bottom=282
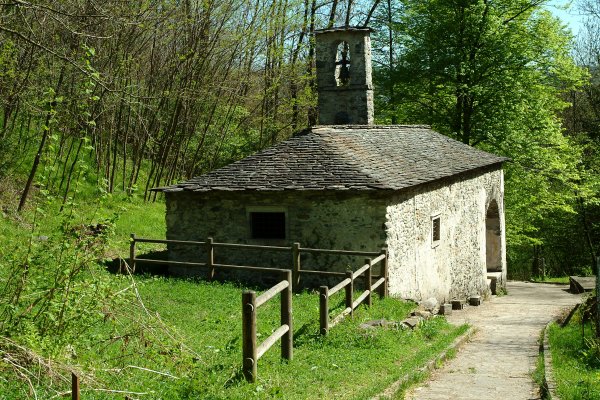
left=486, top=200, right=502, bottom=271
left=486, top=200, right=502, bottom=293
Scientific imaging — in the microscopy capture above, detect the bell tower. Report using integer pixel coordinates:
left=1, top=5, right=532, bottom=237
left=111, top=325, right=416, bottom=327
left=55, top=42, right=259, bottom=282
left=314, top=27, right=373, bottom=125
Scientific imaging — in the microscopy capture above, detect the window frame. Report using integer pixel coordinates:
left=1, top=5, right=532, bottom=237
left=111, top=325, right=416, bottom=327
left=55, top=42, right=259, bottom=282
left=247, top=206, right=288, bottom=241
left=431, top=213, right=441, bottom=248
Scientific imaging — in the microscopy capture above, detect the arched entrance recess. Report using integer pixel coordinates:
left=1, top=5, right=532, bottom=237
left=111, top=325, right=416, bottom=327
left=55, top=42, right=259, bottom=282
left=486, top=200, right=502, bottom=271
left=486, top=200, right=502, bottom=293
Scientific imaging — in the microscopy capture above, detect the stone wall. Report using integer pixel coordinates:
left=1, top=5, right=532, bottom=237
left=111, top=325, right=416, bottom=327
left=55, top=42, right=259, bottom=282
left=165, top=190, right=388, bottom=286
left=164, top=166, right=506, bottom=299
left=315, top=29, right=373, bottom=125
left=384, top=167, right=506, bottom=302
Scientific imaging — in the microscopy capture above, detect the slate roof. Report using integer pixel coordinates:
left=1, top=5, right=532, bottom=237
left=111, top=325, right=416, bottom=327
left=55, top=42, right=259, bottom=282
left=154, top=125, right=508, bottom=193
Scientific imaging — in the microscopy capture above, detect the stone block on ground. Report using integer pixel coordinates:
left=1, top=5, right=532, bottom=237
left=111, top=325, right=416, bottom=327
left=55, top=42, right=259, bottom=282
left=412, top=310, right=433, bottom=320
left=401, top=316, right=422, bottom=329
left=439, top=303, right=452, bottom=315
left=359, top=319, right=398, bottom=330
left=452, top=300, right=465, bottom=310
left=420, top=297, right=439, bottom=312
left=469, top=296, right=482, bottom=306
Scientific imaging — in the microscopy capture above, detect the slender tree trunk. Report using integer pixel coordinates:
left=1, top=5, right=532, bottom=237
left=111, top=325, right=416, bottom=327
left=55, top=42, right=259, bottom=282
left=58, top=137, right=75, bottom=190
left=328, top=0, right=339, bottom=28
left=345, top=0, right=353, bottom=26
left=59, top=138, right=84, bottom=212
left=18, top=66, right=65, bottom=213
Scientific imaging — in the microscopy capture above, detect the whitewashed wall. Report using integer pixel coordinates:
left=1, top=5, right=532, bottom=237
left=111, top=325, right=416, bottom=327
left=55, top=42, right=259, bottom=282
left=385, top=168, right=506, bottom=302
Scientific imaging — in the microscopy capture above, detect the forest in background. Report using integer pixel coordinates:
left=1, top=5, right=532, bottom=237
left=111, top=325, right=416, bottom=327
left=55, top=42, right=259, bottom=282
left=0, top=0, right=599, bottom=278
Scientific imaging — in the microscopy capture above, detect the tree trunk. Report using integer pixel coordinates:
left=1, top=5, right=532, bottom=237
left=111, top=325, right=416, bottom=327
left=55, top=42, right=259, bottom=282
left=18, top=66, right=65, bottom=213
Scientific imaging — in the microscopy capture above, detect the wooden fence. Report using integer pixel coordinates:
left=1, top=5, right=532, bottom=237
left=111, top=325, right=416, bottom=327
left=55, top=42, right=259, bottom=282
left=319, top=251, right=388, bottom=335
left=127, top=234, right=389, bottom=382
left=128, top=234, right=386, bottom=288
left=242, top=270, right=292, bottom=382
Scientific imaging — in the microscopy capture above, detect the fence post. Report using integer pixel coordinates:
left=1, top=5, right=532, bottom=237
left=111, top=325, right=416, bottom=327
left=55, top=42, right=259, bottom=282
left=596, top=256, right=599, bottom=338
left=366, top=258, right=372, bottom=307
left=129, top=233, right=136, bottom=273
left=380, top=247, right=388, bottom=298
left=281, top=270, right=293, bottom=360
left=292, top=243, right=301, bottom=291
left=71, top=372, right=79, bottom=400
left=207, top=237, right=214, bottom=280
left=319, top=286, right=329, bottom=335
left=242, top=291, right=257, bottom=382
left=346, top=270, right=354, bottom=317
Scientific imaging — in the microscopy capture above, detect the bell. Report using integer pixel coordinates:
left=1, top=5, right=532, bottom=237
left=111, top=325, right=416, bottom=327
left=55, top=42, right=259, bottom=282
left=339, top=65, right=350, bottom=85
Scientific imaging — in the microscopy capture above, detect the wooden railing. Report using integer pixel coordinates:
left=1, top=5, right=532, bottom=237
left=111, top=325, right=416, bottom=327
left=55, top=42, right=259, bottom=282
left=242, top=270, right=292, bottom=382
left=319, top=249, right=388, bottom=335
left=127, top=235, right=389, bottom=382
left=128, top=234, right=383, bottom=288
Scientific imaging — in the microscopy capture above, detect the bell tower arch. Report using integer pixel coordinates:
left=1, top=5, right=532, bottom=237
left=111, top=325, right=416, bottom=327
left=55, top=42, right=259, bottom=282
left=314, top=27, right=374, bottom=125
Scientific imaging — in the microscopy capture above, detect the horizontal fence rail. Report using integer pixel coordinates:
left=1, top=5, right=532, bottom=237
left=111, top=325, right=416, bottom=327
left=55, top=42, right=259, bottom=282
left=242, top=270, right=292, bottom=382
left=128, top=234, right=388, bottom=290
left=319, top=249, right=388, bottom=335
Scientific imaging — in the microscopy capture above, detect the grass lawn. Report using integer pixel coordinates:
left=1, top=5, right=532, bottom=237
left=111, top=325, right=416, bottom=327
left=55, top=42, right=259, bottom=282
left=548, top=308, right=600, bottom=400
left=0, top=275, right=466, bottom=399
left=112, top=276, right=467, bottom=399
left=531, top=276, right=571, bottom=284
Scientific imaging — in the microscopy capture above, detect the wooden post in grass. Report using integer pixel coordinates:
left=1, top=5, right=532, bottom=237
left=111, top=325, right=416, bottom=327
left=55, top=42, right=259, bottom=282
left=346, top=271, right=354, bottom=317
left=242, top=291, right=257, bottom=382
left=207, top=237, right=214, bottom=280
left=129, top=233, right=136, bottom=273
left=319, top=286, right=329, bottom=335
left=380, top=247, right=388, bottom=298
left=281, top=270, right=293, bottom=360
left=292, top=242, right=301, bottom=290
left=71, top=373, right=79, bottom=400
left=366, top=258, right=372, bottom=307
left=596, top=256, right=600, bottom=338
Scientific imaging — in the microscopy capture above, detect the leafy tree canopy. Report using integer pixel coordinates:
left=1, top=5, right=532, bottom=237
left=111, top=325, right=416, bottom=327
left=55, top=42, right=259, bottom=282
left=374, top=0, right=591, bottom=272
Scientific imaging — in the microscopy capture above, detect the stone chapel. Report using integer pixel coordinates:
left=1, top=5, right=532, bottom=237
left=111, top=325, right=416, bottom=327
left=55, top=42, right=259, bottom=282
left=154, top=27, right=508, bottom=302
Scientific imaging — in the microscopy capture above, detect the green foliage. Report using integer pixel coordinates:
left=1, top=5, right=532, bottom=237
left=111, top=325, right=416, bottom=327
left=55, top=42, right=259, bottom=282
left=374, top=0, right=592, bottom=278
left=548, top=306, right=600, bottom=400
left=0, top=168, right=181, bottom=397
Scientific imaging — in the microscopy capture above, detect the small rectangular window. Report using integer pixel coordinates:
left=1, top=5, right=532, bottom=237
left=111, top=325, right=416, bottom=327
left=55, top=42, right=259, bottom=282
left=250, top=212, right=286, bottom=239
left=432, top=216, right=441, bottom=243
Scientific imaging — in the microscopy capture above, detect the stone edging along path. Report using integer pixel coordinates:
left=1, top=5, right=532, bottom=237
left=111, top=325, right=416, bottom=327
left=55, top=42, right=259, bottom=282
left=542, top=320, right=560, bottom=400
left=379, top=281, right=582, bottom=400
left=371, top=326, right=477, bottom=399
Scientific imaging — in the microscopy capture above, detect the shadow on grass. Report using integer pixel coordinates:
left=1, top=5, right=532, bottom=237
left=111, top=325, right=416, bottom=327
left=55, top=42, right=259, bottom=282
left=103, top=250, right=170, bottom=276
left=102, top=251, right=296, bottom=292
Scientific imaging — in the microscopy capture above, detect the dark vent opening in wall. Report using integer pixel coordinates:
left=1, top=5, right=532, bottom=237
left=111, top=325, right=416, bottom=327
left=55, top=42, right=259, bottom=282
left=250, top=212, right=286, bottom=239
left=432, top=216, right=441, bottom=242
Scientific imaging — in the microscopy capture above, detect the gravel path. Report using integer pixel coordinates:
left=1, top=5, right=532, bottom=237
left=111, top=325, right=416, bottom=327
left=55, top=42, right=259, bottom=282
left=405, top=281, right=582, bottom=400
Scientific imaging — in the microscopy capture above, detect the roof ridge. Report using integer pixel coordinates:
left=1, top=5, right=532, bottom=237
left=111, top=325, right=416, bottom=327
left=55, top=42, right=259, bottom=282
left=312, top=124, right=431, bottom=131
